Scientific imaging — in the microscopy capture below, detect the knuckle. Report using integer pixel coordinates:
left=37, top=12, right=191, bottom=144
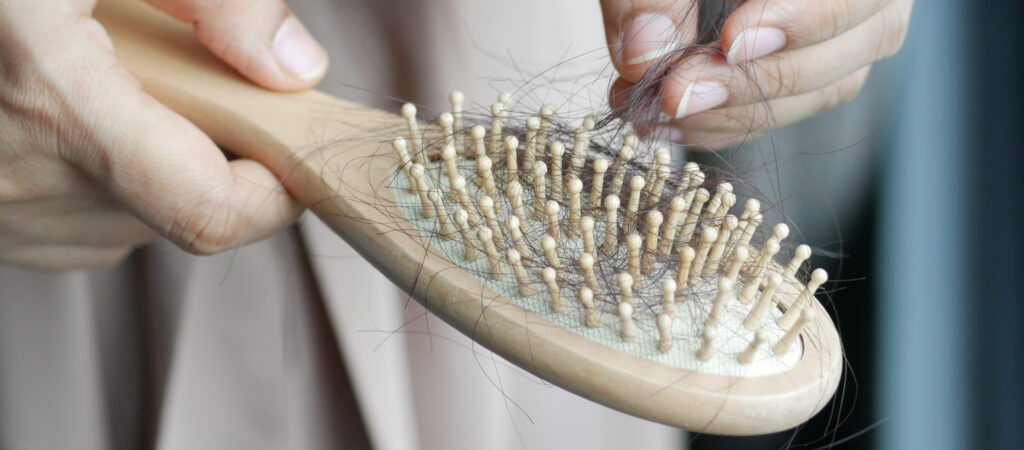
left=823, top=0, right=854, bottom=40
left=166, top=198, right=246, bottom=255
left=766, top=57, right=810, bottom=99
left=877, top=3, right=912, bottom=60
left=819, top=69, right=870, bottom=113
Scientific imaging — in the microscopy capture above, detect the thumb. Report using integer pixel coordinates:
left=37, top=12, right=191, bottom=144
left=600, top=0, right=700, bottom=83
left=146, top=0, right=328, bottom=91
left=64, top=40, right=302, bottom=254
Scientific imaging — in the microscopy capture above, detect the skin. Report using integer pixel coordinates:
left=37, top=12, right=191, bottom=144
left=1, top=0, right=911, bottom=270
left=0, top=0, right=327, bottom=270
left=601, top=0, right=914, bottom=148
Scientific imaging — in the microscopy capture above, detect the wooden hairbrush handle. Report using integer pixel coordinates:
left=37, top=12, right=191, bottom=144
left=95, top=0, right=843, bottom=435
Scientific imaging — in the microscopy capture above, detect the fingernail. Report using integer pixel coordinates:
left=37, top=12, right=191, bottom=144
left=273, top=15, right=328, bottom=80
left=675, top=81, right=728, bottom=118
left=623, top=14, right=679, bottom=65
left=726, top=27, right=786, bottom=65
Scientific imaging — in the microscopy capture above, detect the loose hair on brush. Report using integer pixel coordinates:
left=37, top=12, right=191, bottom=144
left=96, top=0, right=853, bottom=441
left=364, top=4, right=850, bottom=440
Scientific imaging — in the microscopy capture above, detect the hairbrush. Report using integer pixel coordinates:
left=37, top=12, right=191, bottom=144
left=97, top=0, right=842, bottom=435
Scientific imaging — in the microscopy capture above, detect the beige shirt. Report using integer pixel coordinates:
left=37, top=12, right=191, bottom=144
left=0, top=1, right=685, bottom=448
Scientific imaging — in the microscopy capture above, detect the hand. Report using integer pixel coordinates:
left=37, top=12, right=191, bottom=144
left=0, top=0, right=328, bottom=270
left=601, top=0, right=913, bottom=148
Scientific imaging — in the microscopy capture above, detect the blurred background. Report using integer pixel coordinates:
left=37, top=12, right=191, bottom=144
left=689, top=0, right=1024, bottom=448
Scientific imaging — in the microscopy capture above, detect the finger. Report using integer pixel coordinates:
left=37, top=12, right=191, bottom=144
left=145, top=0, right=328, bottom=91
left=1, top=245, right=133, bottom=271
left=661, top=67, right=871, bottom=149
left=65, top=42, right=302, bottom=255
left=722, top=0, right=900, bottom=64
left=0, top=201, right=157, bottom=247
left=661, top=0, right=909, bottom=117
left=599, top=0, right=700, bottom=82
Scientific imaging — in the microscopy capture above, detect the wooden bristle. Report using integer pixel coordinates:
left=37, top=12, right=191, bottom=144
left=662, top=279, right=677, bottom=315
left=567, top=177, right=583, bottom=236
left=657, top=313, right=674, bottom=353
left=409, top=163, right=434, bottom=219
left=600, top=194, right=621, bottom=256
left=642, top=211, right=663, bottom=274
left=497, top=92, right=512, bottom=106
left=546, top=200, right=562, bottom=247
left=745, top=237, right=780, bottom=282
left=542, top=267, right=565, bottom=313
left=678, top=188, right=710, bottom=244
left=691, top=226, right=718, bottom=280
left=578, top=287, right=601, bottom=328
left=697, top=322, right=718, bottom=362
left=401, top=103, right=425, bottom=166
left=608, top=143, right=634, bottom=197
left=478, top=196, right=505, bottom=250
left=508, top=249, right=535, bottom=297
left=478, top=227, right=504, bottom=280
left=451, top=176, right=480, bottom=227
left=476, top=155, right=498, bottom=199
left=724, top=245, right=749, bottom=283
left=714, top=192, right=736, bottom=221
left=391, top=137, right=414, bottom=192
left=506, top=181, right=529, bottom=223
left=579, top=253, right=601, bottom=296
left=774, top=308, right=814, bottom=357
left=506, top=216, right=532, bottom=260
left=779, top=268, right=827, bottom=330
left=625, top=176, right=645, bottom=233
left=740, top=198, right=761, bottom=221
left=504, top=135, right=519, bottom=185
left=440, top=144, right=459, bottom=197
left=675, top=245, right=695, bottom=292
left=428, top=188, right=455, bottom=239
left=489, top=102, right=506, bottom=156
left=537, top=104, right=556, bottom=152
left=439, top=112, right=454, bottom=148
left=772, top=223, right=790, bottom=243
left=626, top=233, right=642, bottom=288
left=739, top=329, right=768, bottom=365
left=523, top=116, right=540, bottom=180
left=532, top=162, right=548, bottom=218
left=618, top=302, right=638, bottom=342
left=448, top=91, right=464, bottom=149
left=549, top=141, right=564, bottom=200
left=470, top=125, right=487, bottom=160
left=708, top=277, right=734, bottom=324
left=659, top=195, right=686, bottom=255
left=745, top=273, right=781, bottom=331
left=644, top=164, right=670, bottom=209
left=785, top=244, right=812, bottom=278
left=589, top=158, right=609, bottom=208
left=703, top=215, right=737, bottom=277
left=581, top=216, right=597, bottom=256
left=737, top=212, right=763, bottom=252
left=617, top=273, right=635, bottom=305
left=568, top=128, right=590, bottom=181
left=541, top=235, right=561, bottom=270
left=454, top=209, right=478, bottom=261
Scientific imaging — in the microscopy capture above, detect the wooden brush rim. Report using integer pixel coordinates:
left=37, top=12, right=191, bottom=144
left=96, top=0, right=842, bottom=435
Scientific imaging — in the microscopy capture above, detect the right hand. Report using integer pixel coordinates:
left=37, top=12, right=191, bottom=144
left=0, top=0, right=328, bottom=270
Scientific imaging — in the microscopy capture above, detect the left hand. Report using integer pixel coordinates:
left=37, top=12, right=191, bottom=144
left=600, top=0, right=914, bottom=148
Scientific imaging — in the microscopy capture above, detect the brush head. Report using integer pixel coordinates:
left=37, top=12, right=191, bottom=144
left=385, top=94, right=843, bottom=435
